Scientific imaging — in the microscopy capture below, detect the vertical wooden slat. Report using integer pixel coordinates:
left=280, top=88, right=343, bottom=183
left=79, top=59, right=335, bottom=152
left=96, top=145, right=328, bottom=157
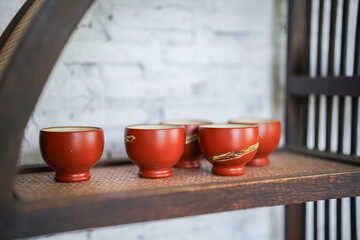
left=350, top=5, right=360, bottom=240
left=287, top=98, right=303, bottom=146
left=325, top=199, right=330, bottom=240
left=286, top=0, right=312, bottom=147
left=314, top=0, right=325, bottom=150
left=328, top=0, right=338, bottom=76
left=351, top=0, right=360, bottom=157
left=302, top=97, right=309, bottom=146
left=355, top=0, right=360, bottom=76
left=286, top=0, right=298, bottom=147
left=285, top=203, right=306, bottom=240
left=351, top=98, right=358, bottom=156
left=286, top=0, right=312, bottom=216
left=338, top=96, right=345, bottom=153
left=325, top=97, right=333, bottom=151
left=350, top=197, right=357, bottom=240
left=301, top=0, right=312, bottom=148
left=337, top=1, right=350, bottom=238
left=325, top=0, right=338, bottom=152
left=314, top=201, right=318, bottom=240
left=287, top=0, right=313, bottom=76
left=314, top=97, right=320, bottom=149
left=337, top=198, right=342, bottom=240
left=324, top=2, right=338, bottom=237
left=317, top=0, right=325, bottom=77
left=340, top=0, right=350, bottom=75
left=305, top=0, right=313, bottom=76
left=337, top=0, right=350, bottom=155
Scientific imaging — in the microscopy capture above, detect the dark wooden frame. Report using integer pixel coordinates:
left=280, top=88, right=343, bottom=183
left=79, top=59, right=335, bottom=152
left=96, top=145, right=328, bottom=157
left=285, top=0, right=360, bottom=239
left=286, top=0, right=360, bottom=165
left=0, top=0, right=94, bottom=238
left=0, top=0, right=359, bottom=239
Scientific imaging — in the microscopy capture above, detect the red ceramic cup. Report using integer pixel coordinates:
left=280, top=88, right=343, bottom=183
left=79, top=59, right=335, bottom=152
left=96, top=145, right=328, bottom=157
left=160, top=120, right=212, bottom=169
left=229, top=119, right=281, bottom=166
left=39, top=126, right=104, bottom=182
left=124, top=124, right=186, bottom=178
left=198, top=124, right=259, bottom=176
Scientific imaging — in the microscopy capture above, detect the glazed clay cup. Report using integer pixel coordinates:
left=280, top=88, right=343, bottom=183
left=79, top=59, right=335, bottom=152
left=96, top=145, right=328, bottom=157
left=39, top=127, right=104, bottom=182
left=124, top=124, right=185, bottom=178
left=229, top=119, right=281, bottom=166
left=198, top=124, right=259, bottom=176
left=160, top=120, right=212, bottom=169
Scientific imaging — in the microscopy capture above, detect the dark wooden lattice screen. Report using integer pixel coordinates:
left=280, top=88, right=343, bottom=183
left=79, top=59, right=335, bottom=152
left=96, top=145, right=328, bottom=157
left=286, top=0, right=360, bottom=239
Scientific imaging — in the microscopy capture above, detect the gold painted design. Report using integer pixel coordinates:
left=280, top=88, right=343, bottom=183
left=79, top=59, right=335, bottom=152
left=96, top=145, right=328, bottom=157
left=125, top=135, right=136, bottom=143
left=185, top=133, right=198, bottom=144
left=208, top=142, right=259, bottom=162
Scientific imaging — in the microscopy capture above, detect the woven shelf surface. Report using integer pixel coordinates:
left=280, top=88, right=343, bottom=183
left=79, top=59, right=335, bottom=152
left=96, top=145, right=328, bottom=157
left=14, top=152, right=360, bottom=203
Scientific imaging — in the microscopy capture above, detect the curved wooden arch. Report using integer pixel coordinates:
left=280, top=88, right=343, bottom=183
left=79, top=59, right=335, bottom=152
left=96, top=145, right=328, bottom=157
left=0, top=0, right=94, bottom=237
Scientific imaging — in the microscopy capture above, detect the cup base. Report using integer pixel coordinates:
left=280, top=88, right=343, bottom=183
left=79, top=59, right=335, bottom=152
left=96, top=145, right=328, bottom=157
left=174, top=158, right=201, bottom=169
left=212, top=165, right=246, bottom=176
left=55, top=171, right=91, bottom=182
left=139, top=168, right=172, bottom=178
left=247, top=157, right=269, bottom=166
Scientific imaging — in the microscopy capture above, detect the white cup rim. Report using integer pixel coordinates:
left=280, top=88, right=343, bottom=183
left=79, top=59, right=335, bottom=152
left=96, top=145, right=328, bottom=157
left=40, top=126, right=102, bottom=132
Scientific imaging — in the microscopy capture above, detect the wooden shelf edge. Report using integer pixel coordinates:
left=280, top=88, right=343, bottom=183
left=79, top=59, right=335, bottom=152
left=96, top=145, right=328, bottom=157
left=10, top=154, right=360, bottom=238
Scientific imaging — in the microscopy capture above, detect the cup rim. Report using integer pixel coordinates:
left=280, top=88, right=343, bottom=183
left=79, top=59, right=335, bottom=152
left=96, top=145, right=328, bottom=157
left=160, top=120, right=212, bottom=126
left=40, top=126, right=102, bottom=133
left=229, top=118, right=280, bottom=124
left=126, top=124, right=185, bottom=130
left=199, top=124, right=257, bottom=129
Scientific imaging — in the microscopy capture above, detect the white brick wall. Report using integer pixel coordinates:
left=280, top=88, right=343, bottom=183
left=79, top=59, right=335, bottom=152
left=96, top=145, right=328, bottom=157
left=3, top=0, right=286, bottom=239
left=19, top=0, right=285, bottom=165
left=24, top=206, right=283, bottom=240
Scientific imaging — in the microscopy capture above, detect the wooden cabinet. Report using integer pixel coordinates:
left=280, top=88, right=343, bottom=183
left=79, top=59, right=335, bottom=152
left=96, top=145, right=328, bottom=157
left=0, top=0, right=359, bottom=239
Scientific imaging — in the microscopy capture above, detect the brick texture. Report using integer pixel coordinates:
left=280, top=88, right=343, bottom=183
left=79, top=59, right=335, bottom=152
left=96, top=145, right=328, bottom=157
left=19, top=0, right=285, bottom=165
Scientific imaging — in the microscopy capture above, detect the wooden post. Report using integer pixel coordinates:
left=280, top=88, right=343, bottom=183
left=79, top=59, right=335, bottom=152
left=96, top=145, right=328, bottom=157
left=285, top=203, right=306, bottom=240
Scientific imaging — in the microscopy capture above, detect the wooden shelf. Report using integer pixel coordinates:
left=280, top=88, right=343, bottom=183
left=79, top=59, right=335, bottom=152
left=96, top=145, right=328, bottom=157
left=0, top=0, right=358, bottom=239
left=10, top=151, right=360, bottom=238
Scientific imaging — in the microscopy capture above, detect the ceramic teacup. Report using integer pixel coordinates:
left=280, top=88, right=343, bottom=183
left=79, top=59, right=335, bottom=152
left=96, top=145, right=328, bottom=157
left=229, top=118, right=281, bottom=166
left=39, top=126, right=104, bottom=182
left=198, top=124, right=259, bottom=176
left=160, top=120, right=212, bottom=168
left=124, top=124, right=185, bottom=178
